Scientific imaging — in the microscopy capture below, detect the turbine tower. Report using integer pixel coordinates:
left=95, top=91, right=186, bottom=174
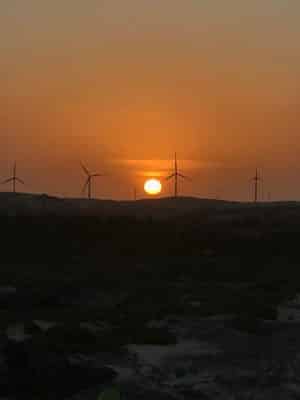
left=81, top=163, right=103, bottom=200
left=166, top=153, right=189, bottom=198
left=2, top=162, right=24, bottom=193
left=251, top=168, right=261, bottom=203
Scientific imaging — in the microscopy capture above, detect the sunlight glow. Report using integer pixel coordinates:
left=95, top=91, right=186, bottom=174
left=144, top=178, right=162, bottom=195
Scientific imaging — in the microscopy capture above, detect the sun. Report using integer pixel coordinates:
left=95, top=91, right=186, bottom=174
left=144, top=178, right=162, bottom=196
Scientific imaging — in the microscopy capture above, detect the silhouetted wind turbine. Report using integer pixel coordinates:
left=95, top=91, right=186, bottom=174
left=81, top=163, right=103, bottom=200
left=2, top=162, right=24, bottom=193
left=166, top=153, right=189, bottom=198
left=251, top=168, right=261, bottom=203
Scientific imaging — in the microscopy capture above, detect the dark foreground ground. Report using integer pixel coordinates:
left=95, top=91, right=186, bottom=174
left=0, top=198, right=300, bottom=399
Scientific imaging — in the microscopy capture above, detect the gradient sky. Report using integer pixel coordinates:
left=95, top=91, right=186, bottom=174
left=1, top=1, right=300, bottom=200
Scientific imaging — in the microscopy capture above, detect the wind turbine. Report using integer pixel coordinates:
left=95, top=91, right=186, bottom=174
left=166, top=153, right=189, bottom=198
left=2, top=162, right=24, bottom=193
left=81, top=163, right=103, bottom=200
left=251, top=168, right=261, bottom=203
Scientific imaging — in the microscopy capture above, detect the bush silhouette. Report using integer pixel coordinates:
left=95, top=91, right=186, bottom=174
left=98, top=387, right=121, bottom=400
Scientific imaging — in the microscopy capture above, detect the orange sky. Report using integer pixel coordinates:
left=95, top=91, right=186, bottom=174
left=1, top=1, right=300, bottom=200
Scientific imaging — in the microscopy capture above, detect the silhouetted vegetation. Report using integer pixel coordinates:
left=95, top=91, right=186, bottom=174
left=0, top=203, right=300, bottom=397
left=0, top=205, right=298, bottom=327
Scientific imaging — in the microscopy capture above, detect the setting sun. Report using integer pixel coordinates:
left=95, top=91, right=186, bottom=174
left=144, top=179, right=162, bottom=196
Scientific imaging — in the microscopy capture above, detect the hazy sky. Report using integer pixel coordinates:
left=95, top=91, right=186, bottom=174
left=1, top=1, right=300, bottom=200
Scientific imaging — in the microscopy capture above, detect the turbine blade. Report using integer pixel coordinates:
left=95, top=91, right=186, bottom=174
left=166, top=174, right=175, bottom=180
left=178, top=173, right=190, bottom=180
left=92, top=174, right=104, bottom=178
left=2, top=178, right=13, bottom=184
left=80, top=162, right=90, bottom=176
left=16, top=178, right=25, bottom=184
left=81, top=179, right=89, bottom=195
